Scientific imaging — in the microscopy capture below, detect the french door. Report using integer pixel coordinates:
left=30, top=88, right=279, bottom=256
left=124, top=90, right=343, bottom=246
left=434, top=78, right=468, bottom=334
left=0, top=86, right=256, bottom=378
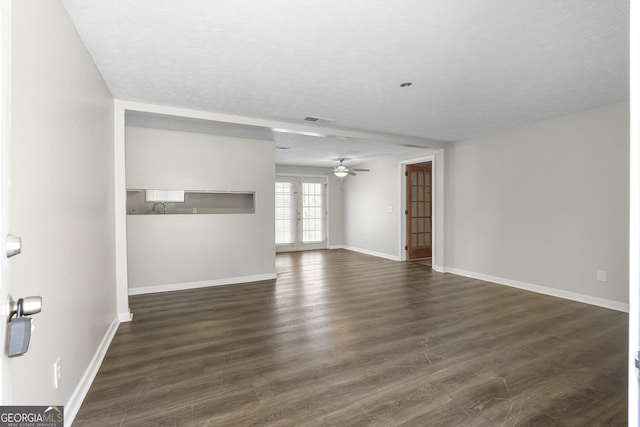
left=275, top=177, right=327, bottom=252
left=406, top=163, right=432, bottom=260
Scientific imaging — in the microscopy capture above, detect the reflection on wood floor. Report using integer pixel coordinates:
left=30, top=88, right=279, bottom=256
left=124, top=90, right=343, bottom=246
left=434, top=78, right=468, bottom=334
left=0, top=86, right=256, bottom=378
left=74, top=249, right=627, bottom=426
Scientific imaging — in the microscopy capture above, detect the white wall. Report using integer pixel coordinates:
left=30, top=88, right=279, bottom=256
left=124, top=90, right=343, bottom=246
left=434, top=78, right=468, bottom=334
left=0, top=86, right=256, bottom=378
left=126, top=127, right=275, bottom=293
left=275, top=165, right=344, bottom=247
left=9, top=0, right=117, bottom=415
left=445, top=101, right=629, bottom=308
left=343, top=149, right=443, bottom=262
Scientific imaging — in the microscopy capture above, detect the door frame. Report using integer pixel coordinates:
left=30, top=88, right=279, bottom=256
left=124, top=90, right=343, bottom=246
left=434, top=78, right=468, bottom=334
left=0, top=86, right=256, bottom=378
left=399, top=153, right=442, bottom=269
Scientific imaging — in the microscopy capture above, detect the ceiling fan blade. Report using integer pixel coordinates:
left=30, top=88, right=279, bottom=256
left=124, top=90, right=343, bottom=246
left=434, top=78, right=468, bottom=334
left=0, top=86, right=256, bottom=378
left=351, top=168, right=370, bottom=172
left=347, top=171, right=357, bottom=175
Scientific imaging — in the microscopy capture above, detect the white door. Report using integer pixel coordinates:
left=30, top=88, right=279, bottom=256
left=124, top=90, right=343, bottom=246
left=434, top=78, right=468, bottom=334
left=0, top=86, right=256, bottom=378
left=275, top=177, right=327, bottom=252
left=0, top=0, right=12, bottom=403
left=630, top=110, right=639, bottom=425
left=629, top=0, right=639, bottom=422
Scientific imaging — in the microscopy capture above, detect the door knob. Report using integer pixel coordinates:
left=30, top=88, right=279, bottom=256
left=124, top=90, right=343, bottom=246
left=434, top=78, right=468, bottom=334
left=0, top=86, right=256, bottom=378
left=9, top=296, right=42, bottom=317
left=6, top=234, right=21, bottom=258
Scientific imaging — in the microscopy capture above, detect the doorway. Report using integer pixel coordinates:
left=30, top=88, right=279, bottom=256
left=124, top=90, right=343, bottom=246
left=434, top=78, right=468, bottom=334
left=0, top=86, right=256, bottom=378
left=405, top=162, right=433, bottom=264
left=275, top=176, right=327, bottom=252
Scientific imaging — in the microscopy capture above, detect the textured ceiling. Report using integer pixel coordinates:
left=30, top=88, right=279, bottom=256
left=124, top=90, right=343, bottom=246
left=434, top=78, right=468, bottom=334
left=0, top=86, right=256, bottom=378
left=62, top=0, right=629, bottom=166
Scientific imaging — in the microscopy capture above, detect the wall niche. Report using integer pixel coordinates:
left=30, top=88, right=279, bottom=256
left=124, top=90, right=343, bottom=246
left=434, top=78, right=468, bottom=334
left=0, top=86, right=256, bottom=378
left=127, top=189, right=255, bottom=215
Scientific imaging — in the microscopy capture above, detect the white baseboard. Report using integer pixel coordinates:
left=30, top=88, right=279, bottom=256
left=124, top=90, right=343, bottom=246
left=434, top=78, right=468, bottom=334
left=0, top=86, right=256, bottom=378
left=128, top=273, right=278, bottom=295
left=342, top=246, right=400, bottom=261
left=445, top=267, right=629, bottom=313
left=433, top=264, right=445, bottom=273
left=65, top=315, right=120, bottom=427
left=118, top=310, right=133, bottom=322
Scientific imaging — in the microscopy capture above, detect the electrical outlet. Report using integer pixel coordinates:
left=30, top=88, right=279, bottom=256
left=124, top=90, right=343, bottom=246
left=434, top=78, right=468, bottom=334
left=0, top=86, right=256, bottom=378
left=597, top=270, right=607, bottom=282
left=53, top=357, right=61, bottom=389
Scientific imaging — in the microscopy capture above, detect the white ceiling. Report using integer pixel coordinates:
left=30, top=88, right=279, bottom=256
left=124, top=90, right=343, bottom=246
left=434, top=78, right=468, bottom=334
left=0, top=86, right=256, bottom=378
left=62, top=0, right=629, bottom=167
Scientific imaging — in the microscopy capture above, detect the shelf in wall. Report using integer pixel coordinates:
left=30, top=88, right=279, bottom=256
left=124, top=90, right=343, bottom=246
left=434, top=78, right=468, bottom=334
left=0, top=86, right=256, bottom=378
left=126, top=189, right=255, bottom=215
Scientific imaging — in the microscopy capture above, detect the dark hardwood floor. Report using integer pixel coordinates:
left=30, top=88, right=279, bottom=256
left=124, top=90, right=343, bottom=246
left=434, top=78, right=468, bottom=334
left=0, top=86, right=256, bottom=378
left=74, top=249, right=628, bottom=426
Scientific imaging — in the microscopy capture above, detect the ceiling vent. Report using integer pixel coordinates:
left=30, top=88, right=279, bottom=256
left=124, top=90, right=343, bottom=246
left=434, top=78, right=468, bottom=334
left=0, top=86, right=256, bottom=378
left=304, top=116, right=334, bottom=125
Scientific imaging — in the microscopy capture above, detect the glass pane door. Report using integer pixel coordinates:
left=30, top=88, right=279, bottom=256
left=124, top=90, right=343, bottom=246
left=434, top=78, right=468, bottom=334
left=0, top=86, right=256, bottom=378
left=275, top=177, right=326, bottom=252
left=275, top=182, right=295, bottom=245
left=301, top=182, right=323, bottom=243
left=406, top=163, right=432, bottom=260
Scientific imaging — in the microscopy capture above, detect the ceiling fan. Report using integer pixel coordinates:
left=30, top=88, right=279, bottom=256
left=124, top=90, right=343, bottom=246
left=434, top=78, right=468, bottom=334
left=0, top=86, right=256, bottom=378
left=330, top=158, right=370, bottom=178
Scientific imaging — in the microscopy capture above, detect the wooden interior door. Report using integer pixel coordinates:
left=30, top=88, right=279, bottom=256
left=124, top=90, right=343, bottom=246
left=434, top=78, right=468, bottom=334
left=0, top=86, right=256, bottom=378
left=406, top=163, right=432, bottom=260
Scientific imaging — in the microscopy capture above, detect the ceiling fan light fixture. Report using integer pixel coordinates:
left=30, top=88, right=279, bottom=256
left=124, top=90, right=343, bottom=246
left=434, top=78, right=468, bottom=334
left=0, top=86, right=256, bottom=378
left=333, top=165, right=349, bottom=178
